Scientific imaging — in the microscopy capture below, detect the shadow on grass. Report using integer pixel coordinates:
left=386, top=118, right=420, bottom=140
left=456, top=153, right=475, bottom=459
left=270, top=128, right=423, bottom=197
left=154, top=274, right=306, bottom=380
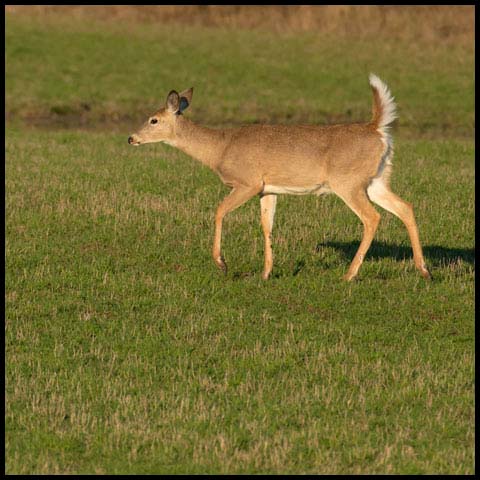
left=228, top=242, right=474, bottom=280
left=317, top=241, right=475, bottom=267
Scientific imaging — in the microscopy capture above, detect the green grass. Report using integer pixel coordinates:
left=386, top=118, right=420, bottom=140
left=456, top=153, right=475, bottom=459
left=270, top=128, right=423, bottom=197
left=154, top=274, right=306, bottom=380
left=5, top=11, right=475, bottom=475
left=5, top=12, right=474, bottom=136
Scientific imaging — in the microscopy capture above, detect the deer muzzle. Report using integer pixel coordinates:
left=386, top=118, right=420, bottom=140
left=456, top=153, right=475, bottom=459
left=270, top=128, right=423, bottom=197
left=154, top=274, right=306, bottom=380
left=128, top=135, right=141, bottom=146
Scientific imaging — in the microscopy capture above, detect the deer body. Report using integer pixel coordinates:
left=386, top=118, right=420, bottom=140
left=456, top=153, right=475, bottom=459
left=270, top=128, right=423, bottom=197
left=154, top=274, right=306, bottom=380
left=129, top=75, right=431, bottom=281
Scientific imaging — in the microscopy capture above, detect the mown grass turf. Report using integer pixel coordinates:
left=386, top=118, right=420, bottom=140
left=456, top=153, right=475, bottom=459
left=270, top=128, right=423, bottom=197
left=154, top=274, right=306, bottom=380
left=5, top=9, right=474, bottom=475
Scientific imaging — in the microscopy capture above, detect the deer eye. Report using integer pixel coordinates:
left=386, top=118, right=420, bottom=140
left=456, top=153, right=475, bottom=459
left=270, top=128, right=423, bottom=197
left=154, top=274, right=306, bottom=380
left=150, top=118, right=158, bottom=125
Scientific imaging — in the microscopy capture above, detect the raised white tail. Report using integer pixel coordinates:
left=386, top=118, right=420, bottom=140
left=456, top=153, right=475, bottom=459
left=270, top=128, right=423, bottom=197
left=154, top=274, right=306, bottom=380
left=369, top=73, right=398, bottom=131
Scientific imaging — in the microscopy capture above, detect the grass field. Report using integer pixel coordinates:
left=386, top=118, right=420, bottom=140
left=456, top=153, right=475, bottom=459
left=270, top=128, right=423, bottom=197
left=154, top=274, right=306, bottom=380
left=5, top=7, right=475, bottom=474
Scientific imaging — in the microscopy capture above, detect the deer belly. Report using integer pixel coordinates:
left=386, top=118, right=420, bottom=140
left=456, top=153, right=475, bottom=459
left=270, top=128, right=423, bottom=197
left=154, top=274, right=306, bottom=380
left=263, top=184, right=331, bottom=195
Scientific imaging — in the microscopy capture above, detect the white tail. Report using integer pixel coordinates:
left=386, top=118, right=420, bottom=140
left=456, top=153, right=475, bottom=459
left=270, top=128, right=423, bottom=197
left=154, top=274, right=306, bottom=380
left=129, top=75, right=430, bottom=281
left=369, top=73, right=398, bottom=130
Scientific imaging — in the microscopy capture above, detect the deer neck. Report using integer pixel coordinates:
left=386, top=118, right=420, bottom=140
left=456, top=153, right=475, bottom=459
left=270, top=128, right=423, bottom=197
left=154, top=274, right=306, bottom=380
left=171, top=116, right=229, bottom=170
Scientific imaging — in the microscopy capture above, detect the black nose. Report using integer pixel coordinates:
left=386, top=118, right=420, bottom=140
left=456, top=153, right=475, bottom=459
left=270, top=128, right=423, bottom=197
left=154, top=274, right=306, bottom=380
left=128, top=136, right=133, bottom=144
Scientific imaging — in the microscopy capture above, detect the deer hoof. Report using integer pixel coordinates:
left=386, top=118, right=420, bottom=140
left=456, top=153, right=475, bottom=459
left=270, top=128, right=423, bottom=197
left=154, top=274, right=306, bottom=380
left=215, top=256, right=227, bottom=274
left=420, top=267, right=432, bottom=280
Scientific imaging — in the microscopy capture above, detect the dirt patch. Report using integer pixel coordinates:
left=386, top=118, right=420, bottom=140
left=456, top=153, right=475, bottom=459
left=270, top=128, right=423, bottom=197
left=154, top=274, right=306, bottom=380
left=5, top=5, right=474, bottom=46
left=6, top=109, right=473, bottom=141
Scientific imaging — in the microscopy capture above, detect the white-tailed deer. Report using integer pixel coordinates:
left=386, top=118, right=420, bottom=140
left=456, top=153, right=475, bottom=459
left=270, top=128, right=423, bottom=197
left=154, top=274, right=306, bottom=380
left=128, top=74, right=431, bottom=281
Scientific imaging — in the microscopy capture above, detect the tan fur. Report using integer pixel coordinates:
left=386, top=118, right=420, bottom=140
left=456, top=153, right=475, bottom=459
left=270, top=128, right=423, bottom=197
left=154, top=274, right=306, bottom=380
left=129, top=77, right=430, bottom=280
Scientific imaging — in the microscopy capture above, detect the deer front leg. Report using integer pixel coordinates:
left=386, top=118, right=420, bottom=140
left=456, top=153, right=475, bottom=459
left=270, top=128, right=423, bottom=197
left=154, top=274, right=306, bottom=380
left=260, top=194, right=277, bottom=280
left=213, top=185, right=262, bottom=274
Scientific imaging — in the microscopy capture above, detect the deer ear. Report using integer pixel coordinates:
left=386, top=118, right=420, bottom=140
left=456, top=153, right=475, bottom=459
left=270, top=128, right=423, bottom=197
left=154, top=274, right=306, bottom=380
left=178, top=87, right=193, bottom=113
left=166, top=90, right=180, bottom=113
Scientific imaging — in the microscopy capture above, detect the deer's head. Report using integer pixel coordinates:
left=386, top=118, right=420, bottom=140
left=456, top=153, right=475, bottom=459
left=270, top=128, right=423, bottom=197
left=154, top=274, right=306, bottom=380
left=128, top=88, right=193, bottom=146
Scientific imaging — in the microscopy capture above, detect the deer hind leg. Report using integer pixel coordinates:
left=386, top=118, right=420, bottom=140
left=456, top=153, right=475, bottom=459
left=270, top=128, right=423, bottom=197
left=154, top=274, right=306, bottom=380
left=213, top=185, right=262, bottom=274
left=334, top=185, right=381, bottom=281
left=260, top=194, right=277, bottom=280
left=367, top=178, right=431, bottom=279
